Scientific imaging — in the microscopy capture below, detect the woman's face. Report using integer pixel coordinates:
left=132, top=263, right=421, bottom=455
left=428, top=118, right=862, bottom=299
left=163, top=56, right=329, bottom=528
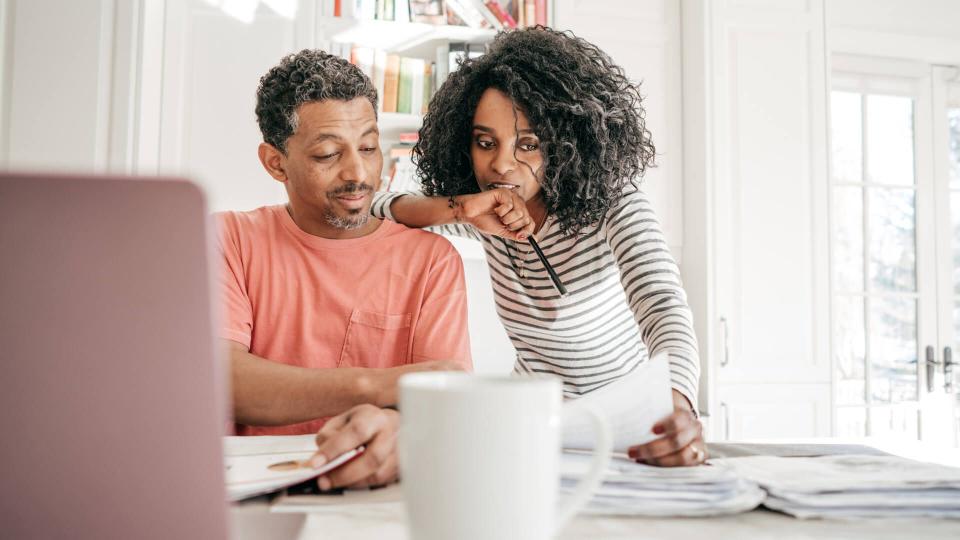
left=470, top=88, right=544, bottom=203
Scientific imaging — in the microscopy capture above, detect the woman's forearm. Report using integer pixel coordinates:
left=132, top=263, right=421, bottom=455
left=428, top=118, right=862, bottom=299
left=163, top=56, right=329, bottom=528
left=387, top=194, right=460, bottom=228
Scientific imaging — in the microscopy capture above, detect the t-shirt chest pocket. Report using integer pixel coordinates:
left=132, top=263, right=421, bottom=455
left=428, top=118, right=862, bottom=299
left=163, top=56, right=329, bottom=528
left=338, top=309, right=413, bottom=368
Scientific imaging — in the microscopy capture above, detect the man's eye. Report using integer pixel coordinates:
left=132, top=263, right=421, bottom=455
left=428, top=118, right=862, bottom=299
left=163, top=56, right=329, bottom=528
left=360, top=147, right=377, bottom=153
left=314, top=153, right=338, bottom=161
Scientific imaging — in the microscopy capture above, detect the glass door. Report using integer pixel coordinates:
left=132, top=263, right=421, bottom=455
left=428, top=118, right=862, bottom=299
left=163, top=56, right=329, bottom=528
left=829, top=66, right=943, bottom=443
left=932, top=65, right=960, bottom=448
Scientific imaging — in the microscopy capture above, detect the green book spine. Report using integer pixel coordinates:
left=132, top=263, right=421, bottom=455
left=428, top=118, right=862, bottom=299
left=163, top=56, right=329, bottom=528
left=397, top=57, right=414, bottom=114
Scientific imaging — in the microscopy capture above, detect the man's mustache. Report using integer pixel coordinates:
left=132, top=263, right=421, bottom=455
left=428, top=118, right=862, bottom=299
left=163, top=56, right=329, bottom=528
left=328, top=183, right=374, bottom=196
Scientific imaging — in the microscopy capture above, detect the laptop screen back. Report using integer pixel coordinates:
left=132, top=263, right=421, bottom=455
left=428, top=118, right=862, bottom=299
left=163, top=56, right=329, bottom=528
left=0, top=173, right=229, bottom=539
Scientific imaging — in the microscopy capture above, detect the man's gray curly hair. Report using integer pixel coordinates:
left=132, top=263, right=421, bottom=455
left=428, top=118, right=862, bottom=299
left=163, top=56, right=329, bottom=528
left=255, top=49, right=378, bottom=153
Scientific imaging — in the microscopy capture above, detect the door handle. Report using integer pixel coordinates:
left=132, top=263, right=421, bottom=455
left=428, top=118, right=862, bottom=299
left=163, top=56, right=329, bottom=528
left=719, top=317, right=730, bottom=368
left=925, top=345, right=940, bottom=393
left=945, top=346, right=955, bottom=394
left=720, top=401, right=730, bottom=440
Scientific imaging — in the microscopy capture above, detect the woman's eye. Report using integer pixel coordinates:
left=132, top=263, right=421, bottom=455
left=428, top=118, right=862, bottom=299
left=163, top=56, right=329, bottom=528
left=520, top=143, right=539, bottom=151
left=475, top=137, right=495, bottom=149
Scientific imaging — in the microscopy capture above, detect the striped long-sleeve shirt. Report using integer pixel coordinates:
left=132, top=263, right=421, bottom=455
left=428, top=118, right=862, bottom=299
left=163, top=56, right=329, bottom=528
left=371, top=188, right=700, bottom=408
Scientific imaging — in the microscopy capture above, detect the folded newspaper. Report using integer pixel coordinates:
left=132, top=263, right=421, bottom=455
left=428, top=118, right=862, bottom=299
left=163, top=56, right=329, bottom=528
left=713, top=454, right=960, bottom=519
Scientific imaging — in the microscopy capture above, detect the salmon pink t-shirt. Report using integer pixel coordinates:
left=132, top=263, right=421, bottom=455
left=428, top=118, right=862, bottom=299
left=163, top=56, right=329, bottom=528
left=216, top=205, right=472, bottom=436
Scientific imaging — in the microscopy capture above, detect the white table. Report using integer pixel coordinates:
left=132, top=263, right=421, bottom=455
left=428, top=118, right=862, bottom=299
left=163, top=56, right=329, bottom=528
left=230, top=441, right=960, bottom=540
left=231, top=500, right=960, bottom=540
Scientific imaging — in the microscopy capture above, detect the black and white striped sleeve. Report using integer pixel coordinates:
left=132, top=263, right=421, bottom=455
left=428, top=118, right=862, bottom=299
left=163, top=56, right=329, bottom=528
left=603, top=190, right=701, bottom=411
left=370, top=191, right=480, bottom=240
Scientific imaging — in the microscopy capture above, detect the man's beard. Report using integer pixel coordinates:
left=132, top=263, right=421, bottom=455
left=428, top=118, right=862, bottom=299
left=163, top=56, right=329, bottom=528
left=323, top=182, right=373, bottom=230
left=323, top=208, right=369, bottom=230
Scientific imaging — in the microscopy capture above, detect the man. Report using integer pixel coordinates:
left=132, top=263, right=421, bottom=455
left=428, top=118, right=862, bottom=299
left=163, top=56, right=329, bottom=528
left=217, top=49, right=471, bottom=488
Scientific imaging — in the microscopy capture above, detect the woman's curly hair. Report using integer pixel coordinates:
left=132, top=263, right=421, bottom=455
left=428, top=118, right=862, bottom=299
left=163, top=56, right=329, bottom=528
left=256, top=49, right=377, bottom=153
left=414, top=26, right=655, bottom=236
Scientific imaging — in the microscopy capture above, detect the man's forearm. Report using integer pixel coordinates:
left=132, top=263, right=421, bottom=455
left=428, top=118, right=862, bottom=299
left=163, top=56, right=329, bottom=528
left=388, top=194, right=460, bottom=228
left=229, top=345, right=397, bottom=426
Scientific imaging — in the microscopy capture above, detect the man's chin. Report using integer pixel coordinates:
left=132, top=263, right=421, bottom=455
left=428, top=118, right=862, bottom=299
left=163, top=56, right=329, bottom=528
left=324, top=209, right=371, bottom=231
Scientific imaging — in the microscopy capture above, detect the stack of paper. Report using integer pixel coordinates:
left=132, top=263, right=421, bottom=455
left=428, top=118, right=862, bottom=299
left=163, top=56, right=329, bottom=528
left=714, top=455, right=960, bottom=519
left=561, top=452, right=766, bottom=517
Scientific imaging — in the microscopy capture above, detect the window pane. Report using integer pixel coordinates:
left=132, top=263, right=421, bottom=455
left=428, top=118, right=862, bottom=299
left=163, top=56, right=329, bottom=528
left=833, top=187, right=864, bottom=292
left=949, top=108, right=960, bottom=189
left=831, top=91, right=863, bottom=183
left=836, top=406, right=867, bottom=438
left=954, top=302, right=960, bottom=351
left=866, top=95, right=915, bottom=186
left=953, top=191, right=960, bottom=294
left=868, top=188, right=916, bottom=293
left=834, top=295, right=866, bottom=405
left=869, top=296, right=917, bottom=404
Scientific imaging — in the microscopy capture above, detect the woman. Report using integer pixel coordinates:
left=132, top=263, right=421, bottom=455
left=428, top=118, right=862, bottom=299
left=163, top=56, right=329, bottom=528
left=371, top=27, right=705, bottom=466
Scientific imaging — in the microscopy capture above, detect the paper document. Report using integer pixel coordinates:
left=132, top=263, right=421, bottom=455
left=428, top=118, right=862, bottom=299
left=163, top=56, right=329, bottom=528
left=714, top=454, right=960, bottom=519
left=561, top=353, right=674, bottom=452
left=223, top=435, right=363, bottom=502
left=561, top=451, right=765, bottom=517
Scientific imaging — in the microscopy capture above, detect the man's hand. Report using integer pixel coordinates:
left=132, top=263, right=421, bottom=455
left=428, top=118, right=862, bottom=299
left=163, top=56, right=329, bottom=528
left=626, top=390, right=707, bottom=467
left=310, top=404, right=400, bottom=491
left=457, top=190, right=535, bottom=241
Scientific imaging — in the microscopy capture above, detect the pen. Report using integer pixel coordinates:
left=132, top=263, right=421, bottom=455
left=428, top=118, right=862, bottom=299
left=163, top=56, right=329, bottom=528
left=528, top=236, right=567, bottom=297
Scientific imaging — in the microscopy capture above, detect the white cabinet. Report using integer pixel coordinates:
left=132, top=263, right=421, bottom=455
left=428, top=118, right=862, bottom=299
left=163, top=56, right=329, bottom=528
left=717, top=383, right=832, bottom=440
left=683, top=0, right=832, bottom=438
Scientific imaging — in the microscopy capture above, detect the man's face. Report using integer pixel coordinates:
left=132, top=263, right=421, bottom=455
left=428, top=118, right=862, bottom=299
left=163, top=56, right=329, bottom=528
left=270, top=98, right=383, bottom=235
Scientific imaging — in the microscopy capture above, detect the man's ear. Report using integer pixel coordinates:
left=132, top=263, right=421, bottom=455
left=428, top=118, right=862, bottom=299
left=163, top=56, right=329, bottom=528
left=258, top=142, right=288, bottom=183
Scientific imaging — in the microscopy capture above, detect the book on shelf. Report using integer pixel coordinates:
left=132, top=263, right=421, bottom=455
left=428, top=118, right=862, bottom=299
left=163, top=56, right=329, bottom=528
left=398, top=131, right=419, bottom=144
left=422, top=62, right=434, bottom=115
left=535, top=0, right=546, bottom=25
left=382, top=54, right=401, bottom=113
left=395, top=0, right=412, bottom=22
left=484, top=1, right=517, bottom=28
left=397, top=57, right=427, bottom=114
left=470, top=0, right=504, bottom=30
left=410, top=0, right=445, bottom=24
left=325, top=0, right=547, bottom=26
left=372, top=49, right=388, bottom=112
left=445, top=0, right=491, bottom=28
left=351, top=46, right=376, bottom=82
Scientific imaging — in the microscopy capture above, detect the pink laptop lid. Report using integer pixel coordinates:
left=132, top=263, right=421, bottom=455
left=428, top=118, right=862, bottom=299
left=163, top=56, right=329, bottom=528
left=0, top=173, right=230, bottom=539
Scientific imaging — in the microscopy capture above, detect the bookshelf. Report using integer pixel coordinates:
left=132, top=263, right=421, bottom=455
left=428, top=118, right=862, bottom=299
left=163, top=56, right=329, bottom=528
left=319, top=1, right=553, bottom=260
left=317, top=16, right=497, bottom=52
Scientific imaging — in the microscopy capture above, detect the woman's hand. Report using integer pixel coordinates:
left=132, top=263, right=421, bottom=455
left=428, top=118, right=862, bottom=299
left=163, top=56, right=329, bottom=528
left=310, top=404, right=400, bottom=490
left=456, top=189, right=536, bottom=241
left=626, top=390, right=707, bottom=467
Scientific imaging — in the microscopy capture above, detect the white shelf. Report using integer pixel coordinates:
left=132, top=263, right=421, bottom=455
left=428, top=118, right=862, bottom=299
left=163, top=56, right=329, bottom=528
left=378, top=112, right=423, bottom=132
left=318, top=17, right=496, bottom=52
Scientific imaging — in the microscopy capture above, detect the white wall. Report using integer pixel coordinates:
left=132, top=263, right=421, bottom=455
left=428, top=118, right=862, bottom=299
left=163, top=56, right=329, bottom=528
left=554, top=0, right=684, bottom=258
left=827, top=0, right=960, bottom=64
left=1, top=0, right=112, bottom=171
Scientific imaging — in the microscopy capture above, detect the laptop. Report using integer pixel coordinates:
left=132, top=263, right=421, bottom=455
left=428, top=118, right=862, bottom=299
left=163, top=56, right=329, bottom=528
left=0, top=173, right=230, bottom=538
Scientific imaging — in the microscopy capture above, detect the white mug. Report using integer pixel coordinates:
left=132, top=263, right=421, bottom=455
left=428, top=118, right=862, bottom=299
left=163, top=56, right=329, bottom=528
left=399, top=373, right=612, bottom=540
